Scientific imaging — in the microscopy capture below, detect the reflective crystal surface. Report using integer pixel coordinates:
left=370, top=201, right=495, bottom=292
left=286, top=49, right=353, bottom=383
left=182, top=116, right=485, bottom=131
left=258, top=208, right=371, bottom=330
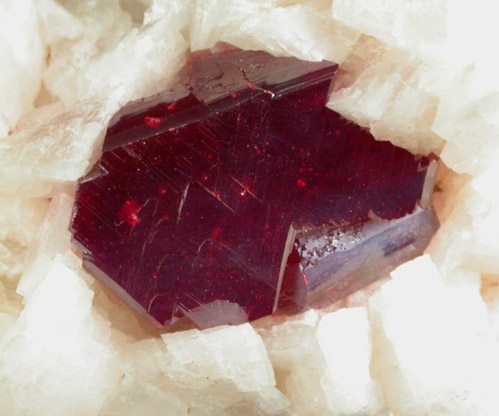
left=71, top=48, right=437, bottom=328
left=279, top=206, right=439, bottom=314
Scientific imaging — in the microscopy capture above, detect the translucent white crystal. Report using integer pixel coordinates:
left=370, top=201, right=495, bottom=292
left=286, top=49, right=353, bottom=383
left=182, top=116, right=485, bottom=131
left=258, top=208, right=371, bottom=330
left=256, top=311, right=329, bottom=415
left=161, top=324, right=289, bottom=414
left=42, top=0, right=133, bottom=105
left=0, top=193, right=49, bottom=281
left=0, top=240, right=26, bottom=280
left=0, top=195, right=49, bottom=246
left=257, top=309, right=384, bottom=415
left=100, top=373, right=188, bottom=416
left=331, top=0, right=499, bottom=172
left=111, top=324, right=288, bottom=415
left=144, top=0, right=194, bottom=26
left=190, top=0, right=276, bottom=51
left=429, top=162, right=499, bottom=275
left=317, top=309, right=385, bottom=415
left=37, top=0, right=84, bottom=46
left=17, top=191, right=75, bottom=299
left=0, top=8, right=188, bottom=195
left=370, top=84, right=443, bottom=155
left=223, top=5, right=360, bottom=63
left=461, top=161, right=499, bottom=274
left=0, top=102, right=111, bottom=196
left=331, top=0, right=449, bottom=62
left=429, top=168, right=477, bottom=273
left=369, top=255, right=499, bottom=416
left=0, top=0, right=45, bottom=137
left=1, top=0, right=499, bottom=414
left=256, top=310, right=319, bottom=373
left=71, top=14, right=188, bottom=106
left=328, top=36, right=444, bottom=154
left=0, top=254, right=120, bottom=416
left=433, top=65, right=499, bottom=175
left=163, top=324, right=274, bottom=390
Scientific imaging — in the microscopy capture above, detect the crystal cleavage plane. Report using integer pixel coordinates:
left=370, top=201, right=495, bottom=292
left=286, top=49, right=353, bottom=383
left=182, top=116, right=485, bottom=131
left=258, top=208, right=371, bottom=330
left=71, top=47, right=438, bottom=329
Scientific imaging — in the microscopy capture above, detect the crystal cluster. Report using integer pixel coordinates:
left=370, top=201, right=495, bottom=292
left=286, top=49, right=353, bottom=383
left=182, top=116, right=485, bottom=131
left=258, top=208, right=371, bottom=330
left=1, top=1, right=499, bottom=416
left=71, top=48, right=437, bottom=328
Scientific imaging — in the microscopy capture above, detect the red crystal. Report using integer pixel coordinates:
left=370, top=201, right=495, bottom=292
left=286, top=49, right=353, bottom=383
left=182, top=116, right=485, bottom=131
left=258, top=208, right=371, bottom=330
left=71, top=48, right=437, bottom=328
left=279, top=206, right=439, bottom=314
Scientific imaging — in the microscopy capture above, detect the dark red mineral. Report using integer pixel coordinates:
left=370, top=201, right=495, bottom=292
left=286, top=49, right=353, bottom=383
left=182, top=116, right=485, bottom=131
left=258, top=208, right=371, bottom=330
left=71, top=47, right=438, bottom=329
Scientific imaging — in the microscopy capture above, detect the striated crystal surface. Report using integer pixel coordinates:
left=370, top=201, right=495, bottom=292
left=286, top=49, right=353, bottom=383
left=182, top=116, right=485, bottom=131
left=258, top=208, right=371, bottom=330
left=279, top=206, right=439, bottom=314
left=71, top=48, right=437, bottom=328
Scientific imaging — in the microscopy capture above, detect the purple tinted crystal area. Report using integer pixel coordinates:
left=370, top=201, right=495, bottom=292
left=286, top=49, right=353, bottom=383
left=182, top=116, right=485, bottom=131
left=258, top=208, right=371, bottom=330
left=279, top=206, right=439, bottom=314
left=71, top=48, right=436, bottom=328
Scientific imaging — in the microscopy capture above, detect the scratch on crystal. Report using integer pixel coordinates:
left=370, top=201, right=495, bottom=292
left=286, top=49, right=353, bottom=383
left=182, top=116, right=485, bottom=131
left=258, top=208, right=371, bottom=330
left=177, top=181, right=191, bottom=223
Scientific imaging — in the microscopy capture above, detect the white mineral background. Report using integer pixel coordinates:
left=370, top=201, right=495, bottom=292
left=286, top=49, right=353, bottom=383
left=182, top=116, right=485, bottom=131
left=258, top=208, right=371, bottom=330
left=0, top=0, right=498, bottom=415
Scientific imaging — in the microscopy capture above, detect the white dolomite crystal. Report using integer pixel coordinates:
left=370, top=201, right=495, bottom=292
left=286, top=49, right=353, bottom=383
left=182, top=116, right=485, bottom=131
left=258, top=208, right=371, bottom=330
left=0, top=0, right=45, bottom=138
left=0, top=254, right=120, bottom=416
left=161, top=324, right=290, bottom=415
left=0, top=195, right=49, bottom=247
left=462, top=162, right=499, bottom=274
left=112, top=325, right=288, bottom=415
left=256, top=310, right=320, bottom=374
left=0, top=194, right=49, bottom=280
left=16, top=191, right=75, bottom=299
left=429, top=162, right=499, bottom=276
left=223, top=5, right=360, bottom=64
left=41, top=0, right=133, bottom=105
left=328, top=35, right=445, bottom=155
left=67, top=13, right=188, bottom=107
left=143, top=0, right=194, bottom=26
left=332, top=0, right=449, bottom=62
left=190, top=0, right=360, bottom=63
left=332, top=0, right=499, bottom=175
left=433, top=65, right=499, bottom=175
left=0, top=0, right=499, bottom=415
left=257, top=309, right=384, bottom=415
left=0, top=190, right=122, bottom=415
left=316, top=309, right=385, bottom=415
left=100, top=375, right=188, bottom=416
left=0, top=101, right=112, bottom=196
left=190, top=0, right=277, bottom=51
left=430, top=177, right=479, bottom=274
left=0, top=240, right=26, bottom=281
left=0, top=7, right=187, bottom=196
left=369, top=255, right=499, bottom=416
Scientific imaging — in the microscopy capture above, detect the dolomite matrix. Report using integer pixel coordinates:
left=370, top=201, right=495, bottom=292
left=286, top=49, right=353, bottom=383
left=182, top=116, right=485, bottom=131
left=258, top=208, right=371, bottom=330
left=71, top=48, right=438, bottom=328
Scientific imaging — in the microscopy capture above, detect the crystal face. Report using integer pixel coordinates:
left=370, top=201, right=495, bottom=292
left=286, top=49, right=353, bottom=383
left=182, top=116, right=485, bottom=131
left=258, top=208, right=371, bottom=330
left=279, top=206, right=439, bottom=313
left=71, top=48, right=438, bottom=329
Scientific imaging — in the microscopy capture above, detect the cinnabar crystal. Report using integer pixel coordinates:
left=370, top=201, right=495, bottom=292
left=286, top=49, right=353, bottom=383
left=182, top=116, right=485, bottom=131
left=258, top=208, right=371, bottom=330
left=71, top=48, right=438, bottom=328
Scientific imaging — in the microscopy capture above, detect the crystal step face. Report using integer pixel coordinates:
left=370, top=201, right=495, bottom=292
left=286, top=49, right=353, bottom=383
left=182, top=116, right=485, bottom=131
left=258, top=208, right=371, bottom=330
left=278, top=206, right=439, bottom=314
left=71, top=48, right=438, bottom=329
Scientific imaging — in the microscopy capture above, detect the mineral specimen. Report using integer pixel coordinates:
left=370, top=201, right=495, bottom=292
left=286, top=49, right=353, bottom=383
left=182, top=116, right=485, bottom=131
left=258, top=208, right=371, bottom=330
left=71, top=47, right=438, bottom=328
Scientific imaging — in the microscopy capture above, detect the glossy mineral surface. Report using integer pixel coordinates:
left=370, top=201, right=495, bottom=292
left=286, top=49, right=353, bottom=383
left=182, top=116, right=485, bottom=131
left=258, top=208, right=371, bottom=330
left=71, top=48, right=436, bottom=328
